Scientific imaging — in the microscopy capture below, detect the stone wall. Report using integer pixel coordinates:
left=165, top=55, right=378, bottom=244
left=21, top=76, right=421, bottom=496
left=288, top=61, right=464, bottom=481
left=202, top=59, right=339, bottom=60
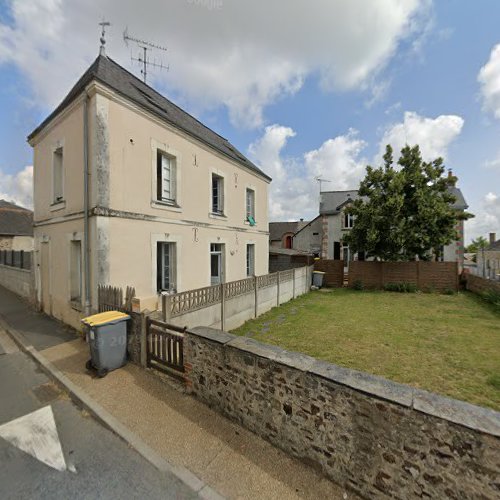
left=183, top=327, right=500, bottom=499
left=0, top=264, right=34, bottom=300
left=348, top=261, right=459, bottom=292
left=314, top=259, right=344, bottom=287
left=465, top=273, right=500, bottom=295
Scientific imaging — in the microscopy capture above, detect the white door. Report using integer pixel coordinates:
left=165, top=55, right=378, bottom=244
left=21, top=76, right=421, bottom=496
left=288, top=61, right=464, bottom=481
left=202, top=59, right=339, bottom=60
left=210, top=243, right=224, bottom=285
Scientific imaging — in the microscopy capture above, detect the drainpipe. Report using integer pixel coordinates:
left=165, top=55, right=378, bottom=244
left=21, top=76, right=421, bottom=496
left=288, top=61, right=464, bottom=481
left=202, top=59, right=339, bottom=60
left=83, top=92, right=91, bottom=315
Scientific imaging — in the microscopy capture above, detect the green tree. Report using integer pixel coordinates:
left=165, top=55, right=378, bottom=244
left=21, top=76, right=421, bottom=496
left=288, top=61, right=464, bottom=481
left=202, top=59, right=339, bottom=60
left=465, top=236, right=488, bottom=253
left=344, top=144, right=473, bottom=261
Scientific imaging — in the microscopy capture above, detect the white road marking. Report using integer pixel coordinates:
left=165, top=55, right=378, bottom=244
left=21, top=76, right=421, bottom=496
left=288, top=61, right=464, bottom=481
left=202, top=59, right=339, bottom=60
left=0, top=405, right=67, bottom=471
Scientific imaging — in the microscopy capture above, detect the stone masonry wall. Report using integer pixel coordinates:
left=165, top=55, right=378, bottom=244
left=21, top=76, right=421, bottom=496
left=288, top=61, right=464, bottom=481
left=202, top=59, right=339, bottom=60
left=465, top=273, right=500, bottom=295
left=183, top=327, right=500, bottom=499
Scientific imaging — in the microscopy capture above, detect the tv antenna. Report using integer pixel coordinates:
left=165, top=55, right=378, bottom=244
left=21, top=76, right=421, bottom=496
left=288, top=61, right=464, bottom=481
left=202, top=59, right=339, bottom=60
left=315, top=176, right=332, bottom=193
left=123, top=27, right=169, bottom=83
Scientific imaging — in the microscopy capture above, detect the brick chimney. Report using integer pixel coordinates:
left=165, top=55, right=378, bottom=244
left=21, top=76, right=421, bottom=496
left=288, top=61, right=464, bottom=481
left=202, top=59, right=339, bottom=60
left=447, top=168, right=456, bottom=186
left=490, top=232, right=496, bottom=245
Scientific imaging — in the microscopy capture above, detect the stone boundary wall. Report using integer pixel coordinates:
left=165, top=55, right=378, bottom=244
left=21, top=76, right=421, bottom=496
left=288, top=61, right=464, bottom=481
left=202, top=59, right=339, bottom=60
left=465, top=273, right=500, bottom=295
left=348, top=261, right=459, bottom=292
left=313, top=259, right=344, bottom=287
left=0, top=264, right=34, bottom=300
left=183, top=327, right=500, bottom=499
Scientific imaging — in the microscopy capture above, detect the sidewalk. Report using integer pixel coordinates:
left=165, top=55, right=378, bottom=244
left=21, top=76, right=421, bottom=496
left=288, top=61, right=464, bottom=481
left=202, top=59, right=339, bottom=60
left=0, top=287, right=350, bottom=499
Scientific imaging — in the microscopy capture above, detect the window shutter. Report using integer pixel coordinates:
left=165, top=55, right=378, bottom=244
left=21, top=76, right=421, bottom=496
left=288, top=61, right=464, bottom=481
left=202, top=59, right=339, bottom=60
left=220, top=178, right=224, bottom=213
left=156, top=242, right=162, bottom=291
left=156, top=151, right=162, bottom=200
left=171, top=159, right=176, bottom=202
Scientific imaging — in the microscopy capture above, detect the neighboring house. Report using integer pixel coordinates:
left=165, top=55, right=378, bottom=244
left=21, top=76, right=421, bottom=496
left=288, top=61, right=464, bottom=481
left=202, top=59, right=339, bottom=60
left=296, top=183, right=468, bottom=271
left=293, top=216, right=322, bottom=256
left=476, top=233, right=500, bottom=280
left=28, top=50, right=270, bottom=329
left=269, top=247, right=314, bottom=273
left=269, top=220, right=307, bottom=249
left=0, top=200, right=34, bottom=251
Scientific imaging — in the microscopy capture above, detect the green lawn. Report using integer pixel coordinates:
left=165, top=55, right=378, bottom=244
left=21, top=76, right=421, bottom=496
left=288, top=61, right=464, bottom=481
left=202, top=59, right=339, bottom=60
left=232, top=289, right=500, bottom=411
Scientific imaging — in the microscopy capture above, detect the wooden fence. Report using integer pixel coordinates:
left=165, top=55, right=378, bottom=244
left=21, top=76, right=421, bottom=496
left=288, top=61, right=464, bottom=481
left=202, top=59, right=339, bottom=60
left=348, top=261, right=459, bottom=292
left=146, top=318, right=185, bottom=377
left=97, top=284, right=136, bottom=312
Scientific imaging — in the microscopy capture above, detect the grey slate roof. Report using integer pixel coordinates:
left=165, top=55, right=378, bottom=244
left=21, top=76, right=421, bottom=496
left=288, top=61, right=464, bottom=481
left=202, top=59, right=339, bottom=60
left=319, top=186, right=468, bottom=214
left=269, top=221, right=308, bottom=241
left=0, top=200, right=33, bottom=236
left=28, top=55, right=271, bottom=182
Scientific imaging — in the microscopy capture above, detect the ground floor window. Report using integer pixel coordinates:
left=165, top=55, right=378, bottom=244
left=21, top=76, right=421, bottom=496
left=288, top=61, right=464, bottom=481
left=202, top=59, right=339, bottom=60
left=246, top=244, right=255, bottom=276
left=210, top=243, right=224, bottom=285
left=70, top=240, right=82, bottom=302
left=157, top=242, right=176, bottom=292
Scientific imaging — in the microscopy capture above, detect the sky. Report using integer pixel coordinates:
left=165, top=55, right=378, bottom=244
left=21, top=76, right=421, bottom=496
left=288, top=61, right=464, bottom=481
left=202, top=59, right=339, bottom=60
left=0, top=0, right=499, bottom=243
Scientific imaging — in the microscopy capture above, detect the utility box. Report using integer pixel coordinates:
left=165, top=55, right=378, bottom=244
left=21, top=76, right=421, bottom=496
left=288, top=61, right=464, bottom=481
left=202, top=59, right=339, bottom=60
left=81, top=311, right=130, bottom=378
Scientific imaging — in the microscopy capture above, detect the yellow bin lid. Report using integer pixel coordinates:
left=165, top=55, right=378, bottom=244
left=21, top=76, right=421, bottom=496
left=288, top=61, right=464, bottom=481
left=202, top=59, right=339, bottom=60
left=81, top=310, right=130, bottom=327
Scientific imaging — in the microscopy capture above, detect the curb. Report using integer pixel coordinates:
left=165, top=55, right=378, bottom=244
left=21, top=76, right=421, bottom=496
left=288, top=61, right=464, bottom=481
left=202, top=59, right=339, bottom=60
left=0, top=315, right=224, bottom=500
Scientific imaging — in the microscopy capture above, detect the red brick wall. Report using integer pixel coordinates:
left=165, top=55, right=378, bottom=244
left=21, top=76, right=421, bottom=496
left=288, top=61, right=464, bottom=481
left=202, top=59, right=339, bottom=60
left=314, top=260, right=344, bottom=287
left=348, top=261, right=459, bottom=291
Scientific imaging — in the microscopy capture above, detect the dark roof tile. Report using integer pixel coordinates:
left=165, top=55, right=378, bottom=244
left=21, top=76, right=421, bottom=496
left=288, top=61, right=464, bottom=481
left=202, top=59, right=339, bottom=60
left=0, top=200, right=33, bottom=236
left=28, top=55, right=271, bottom=182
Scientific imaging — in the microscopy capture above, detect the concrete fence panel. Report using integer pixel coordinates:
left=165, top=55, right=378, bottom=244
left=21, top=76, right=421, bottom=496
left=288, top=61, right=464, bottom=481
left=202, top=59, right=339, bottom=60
left=0, top=264, right=34, bottom=300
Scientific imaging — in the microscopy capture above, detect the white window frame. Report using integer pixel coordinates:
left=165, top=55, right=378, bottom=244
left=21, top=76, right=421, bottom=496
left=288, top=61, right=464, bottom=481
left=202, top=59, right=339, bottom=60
left=66, top=232, right=83, bottom=309
left=344, top=212, right=354, bottom=229
left=151, top=233, right=181, bottom=294
left=246, top=188, right=255, bottom=220
left=211, top=173, right=225, bottom=216
left=156, top=149, right=176, bottom=204
left=52, top=145, right=64, bottom=205
left=246, top=243, right=255, bottom=276
left=157, top=241, right=176, bottom=292
left=150, top=139, right=182, bottom=212
left=210, top=242, right=225, bottom=285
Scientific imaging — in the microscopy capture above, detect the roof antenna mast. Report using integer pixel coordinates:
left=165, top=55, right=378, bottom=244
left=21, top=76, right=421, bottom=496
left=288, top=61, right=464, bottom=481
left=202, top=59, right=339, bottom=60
left=98, top=19, right=111, bottom=56
left=123, top=27, right=169, bottom=84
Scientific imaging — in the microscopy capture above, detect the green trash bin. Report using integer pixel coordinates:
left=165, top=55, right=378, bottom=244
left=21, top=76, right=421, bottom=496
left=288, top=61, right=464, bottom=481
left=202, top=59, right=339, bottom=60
left=81, top=311, right=130, bottom=378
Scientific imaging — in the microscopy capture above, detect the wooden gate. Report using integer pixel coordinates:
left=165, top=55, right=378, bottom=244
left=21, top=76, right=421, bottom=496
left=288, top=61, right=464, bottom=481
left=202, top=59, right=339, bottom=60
left=146, top=318, right=185, bottom=377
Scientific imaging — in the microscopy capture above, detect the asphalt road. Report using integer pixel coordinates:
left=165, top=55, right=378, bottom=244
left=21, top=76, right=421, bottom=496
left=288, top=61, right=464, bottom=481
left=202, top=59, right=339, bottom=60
left=0, top=329, right=197, bottom=500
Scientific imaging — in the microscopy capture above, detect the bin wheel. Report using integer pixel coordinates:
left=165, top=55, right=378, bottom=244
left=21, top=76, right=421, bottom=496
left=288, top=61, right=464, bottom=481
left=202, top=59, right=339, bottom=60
left=97, top=368, right=108, bottom=378
left=85, top=360, right=93, bottom=371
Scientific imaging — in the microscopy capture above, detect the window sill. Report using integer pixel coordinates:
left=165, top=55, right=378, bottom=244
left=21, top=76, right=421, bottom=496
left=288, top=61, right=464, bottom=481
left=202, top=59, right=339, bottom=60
left=244, top=220, right=257, bottom=227
left=70, top=300, right=82, bottom=312
left=50, top=200, right=66, bottom=212
left=151, top=200, right=182, bottom=213
left=209, top=212, right=227, bottom=220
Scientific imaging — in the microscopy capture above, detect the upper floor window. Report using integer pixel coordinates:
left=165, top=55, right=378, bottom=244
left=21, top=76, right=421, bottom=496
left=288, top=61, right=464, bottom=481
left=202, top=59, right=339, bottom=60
left=53, top=147, right=64, bottom=203
left=212, top=174, right=224, bottom=215
left=344, top=212, right=354, bottom=229
left=246, top=188, right=255, bottom=223
left=157, top=150, right=176, bottom=203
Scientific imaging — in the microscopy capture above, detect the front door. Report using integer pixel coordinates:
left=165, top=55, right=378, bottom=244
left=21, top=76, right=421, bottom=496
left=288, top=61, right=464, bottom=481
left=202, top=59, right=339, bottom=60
left=40, top=242, right=51, bottom=314
left=210, top=243, right=224, bottom=285
left=342, top=244, right=350, bottom=273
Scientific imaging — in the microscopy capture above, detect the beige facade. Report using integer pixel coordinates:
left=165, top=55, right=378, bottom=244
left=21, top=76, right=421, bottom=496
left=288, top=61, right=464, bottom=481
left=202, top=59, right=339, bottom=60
left=0, top=236, right=34, bottom=251
left=30, top=58, right=270, bottom=330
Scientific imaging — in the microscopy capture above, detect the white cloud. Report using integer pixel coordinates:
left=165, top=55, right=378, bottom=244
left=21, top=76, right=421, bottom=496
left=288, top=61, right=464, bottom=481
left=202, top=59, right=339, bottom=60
left=377, top=111, right=464, bottom=162
left=249, top=126, right=367, bottom=220
left=0, top=166, right=33, bottom=209
left=478, top=43, right=500, bottom=119
left=466, top=192, right=500, bottom=243
left=0, top=0, right=430, bottom=128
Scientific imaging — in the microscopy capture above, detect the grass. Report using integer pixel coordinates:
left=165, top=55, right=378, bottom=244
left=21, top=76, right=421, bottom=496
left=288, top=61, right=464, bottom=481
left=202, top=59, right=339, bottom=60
left=232, top=289, right=500, bottom=411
